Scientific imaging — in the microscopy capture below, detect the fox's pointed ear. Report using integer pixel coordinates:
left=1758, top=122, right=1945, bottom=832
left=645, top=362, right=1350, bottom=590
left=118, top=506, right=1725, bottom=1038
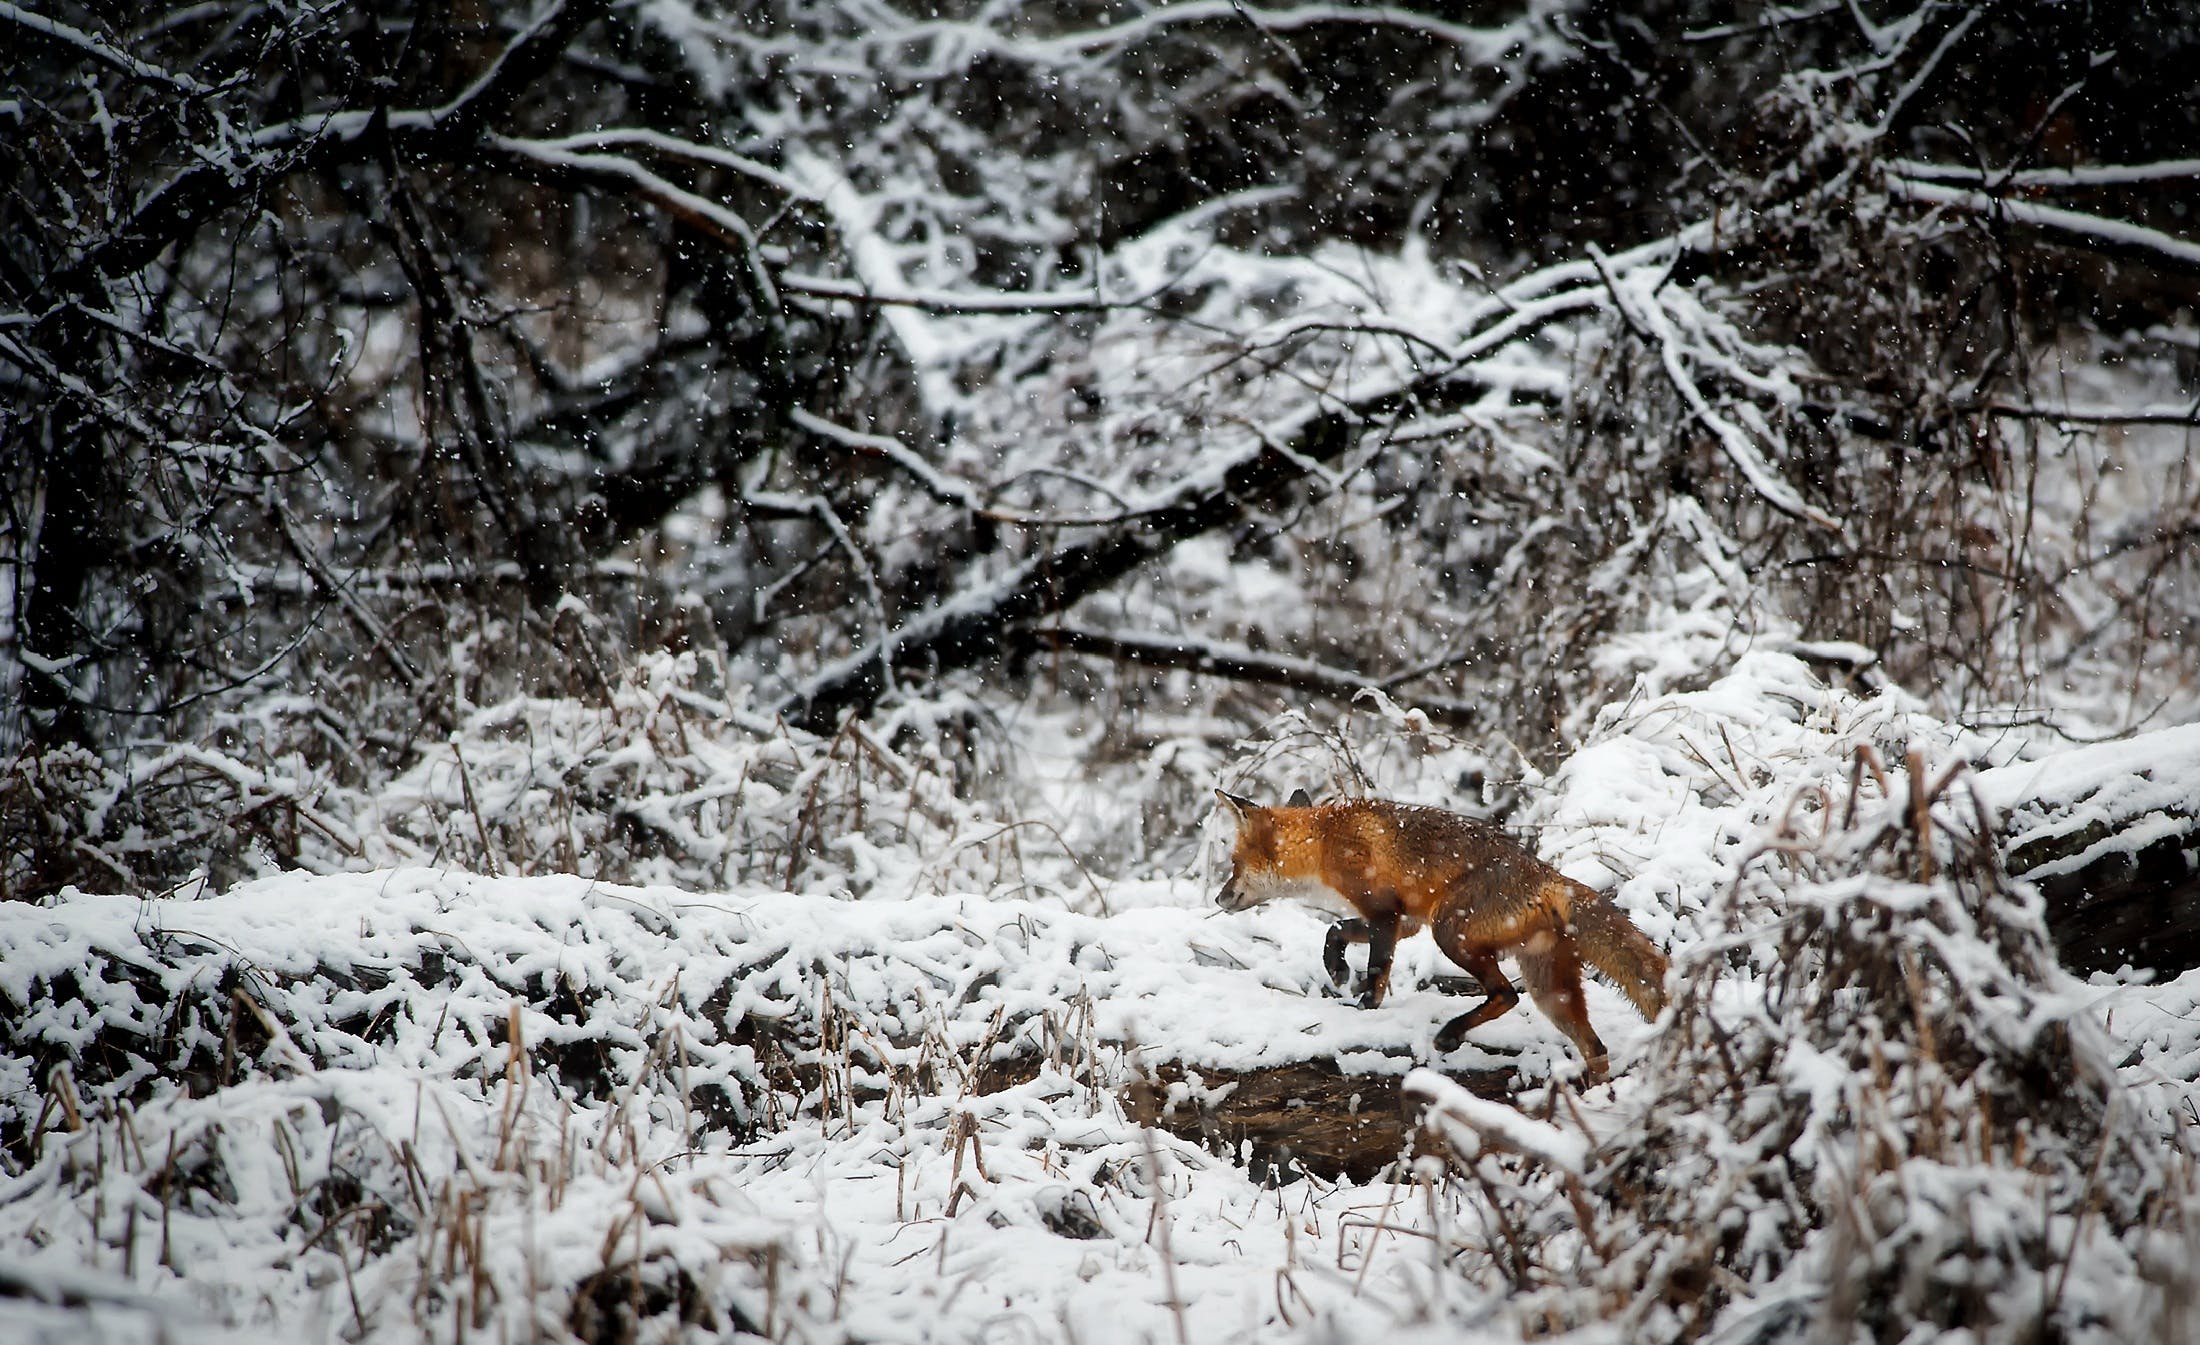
left=1285, top=788, right=1313, bottom=808
left=1214, top=789, right=1257, bottom=818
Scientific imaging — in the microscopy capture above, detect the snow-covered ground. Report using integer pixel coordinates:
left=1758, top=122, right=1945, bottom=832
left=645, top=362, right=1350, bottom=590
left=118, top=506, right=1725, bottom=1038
left=7, top=651, right=2198, bottom=1345
left=0, top=868, right=1626, bottom=1345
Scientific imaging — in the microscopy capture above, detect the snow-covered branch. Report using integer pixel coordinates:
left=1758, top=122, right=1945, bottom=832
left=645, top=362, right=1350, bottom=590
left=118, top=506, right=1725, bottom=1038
left=774, top=271, right=1148, bottom=316
left=1020, top=626, right=1483, bottom=726
left=1592, top=247, right=1838, bottom=530
left=1966, top=399, right=2200, bottom=427
left=487, top=134, right=782, bottom=308
left=1889, top=158, right=2200, bottom=190
left=1887, top=173, right=2200, bottom=276
left=512, top=128, right=819, bottom=200
left=688, top=0, right=1560, bottom=74
left=790, top=409, right=986, bottom=515
left=0, top=2, right=209, bottom=93
left=777, top=397, right=1377, bottom=730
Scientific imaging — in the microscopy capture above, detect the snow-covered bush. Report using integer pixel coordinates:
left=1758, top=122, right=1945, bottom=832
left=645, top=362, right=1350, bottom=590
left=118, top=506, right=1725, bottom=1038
left=349, top=650, right=1037, bottom=899
left=1592, top=767, right=2145, bottom=1340
left=1, top=649, right=1069, bottom=910
left=1396, top=654, right=2200, bottom=1343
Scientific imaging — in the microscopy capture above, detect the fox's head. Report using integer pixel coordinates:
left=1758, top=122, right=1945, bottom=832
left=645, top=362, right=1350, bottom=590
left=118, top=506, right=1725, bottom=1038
left=1212, top=787, right=1314, bottom=912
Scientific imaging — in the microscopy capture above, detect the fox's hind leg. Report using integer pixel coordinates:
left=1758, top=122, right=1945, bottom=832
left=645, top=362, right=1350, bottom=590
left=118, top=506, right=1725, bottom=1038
left=1517, top=941, right=1609, bottom=1081
left=1432, top=950, right=1520, bottom=1051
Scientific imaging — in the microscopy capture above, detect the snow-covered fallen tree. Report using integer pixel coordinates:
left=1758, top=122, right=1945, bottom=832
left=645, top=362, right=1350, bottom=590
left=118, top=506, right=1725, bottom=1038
left=1983, top=725, right=2200, bottom=975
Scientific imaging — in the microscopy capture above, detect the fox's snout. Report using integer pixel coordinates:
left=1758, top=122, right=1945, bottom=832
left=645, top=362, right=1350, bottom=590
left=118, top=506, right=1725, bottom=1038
left=1216, top=873, right=1252, bottom=912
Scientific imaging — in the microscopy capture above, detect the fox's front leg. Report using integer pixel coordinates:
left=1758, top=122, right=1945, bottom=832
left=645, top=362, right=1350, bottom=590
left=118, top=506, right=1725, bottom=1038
left=1323, top=919, right=1370, bottom=989
left=1324, top=914, right=1399, bottom=1009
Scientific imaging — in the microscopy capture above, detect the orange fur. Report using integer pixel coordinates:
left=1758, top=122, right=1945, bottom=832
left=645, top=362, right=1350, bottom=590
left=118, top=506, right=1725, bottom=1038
left=1215, top=791, right=1668, bottom=1079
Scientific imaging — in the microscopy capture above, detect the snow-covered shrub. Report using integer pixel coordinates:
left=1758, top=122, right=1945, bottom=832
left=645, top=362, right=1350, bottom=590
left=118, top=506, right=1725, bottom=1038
left=0, top=734, right=350, bottom=901
left=1320, top=640, right=2200, bottom=1343
left=1408, top=740, right=2192, bottom=1341
left=1594, top=762, right=2136, bottom=1340
left=1, top=649, right=1085, bottom=911
left=343, top=651, right=1078, bottom=902
left=1, top=743, right=125, bottom=899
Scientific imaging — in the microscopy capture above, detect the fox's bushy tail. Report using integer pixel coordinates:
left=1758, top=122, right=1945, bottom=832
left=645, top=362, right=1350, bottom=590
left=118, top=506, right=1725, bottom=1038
left=1570, top=891, right=1669, bottom=1020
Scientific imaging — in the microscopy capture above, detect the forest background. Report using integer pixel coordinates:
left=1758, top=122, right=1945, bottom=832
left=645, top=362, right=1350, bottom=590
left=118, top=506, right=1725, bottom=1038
left=3, top=2, right=2200, bottom=1342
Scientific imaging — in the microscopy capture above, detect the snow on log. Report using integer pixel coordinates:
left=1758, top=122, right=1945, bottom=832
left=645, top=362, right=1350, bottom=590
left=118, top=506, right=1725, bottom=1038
left=0, top=872, right=1545, bottom=1179
left=1405, top=1067, right=1587, bottom=1173
left=1981, top=723, right=2200, bottom=974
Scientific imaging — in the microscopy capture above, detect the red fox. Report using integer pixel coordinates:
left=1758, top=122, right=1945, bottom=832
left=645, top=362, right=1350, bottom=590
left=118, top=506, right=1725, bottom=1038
left=1213, top=789, right=1668, bottom=1079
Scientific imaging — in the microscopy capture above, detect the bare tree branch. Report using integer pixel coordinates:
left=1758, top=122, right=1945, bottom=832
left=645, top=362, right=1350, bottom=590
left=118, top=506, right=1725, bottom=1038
left=1018, top=626, right=1481, bottom=726
left=777, top=405, right=1375, bottom=731
left=39, top=0, right=612, bottom=298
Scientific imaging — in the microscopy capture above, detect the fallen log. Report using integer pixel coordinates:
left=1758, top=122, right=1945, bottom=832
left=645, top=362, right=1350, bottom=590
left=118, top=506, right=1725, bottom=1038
left=1981, top=724, right=2200, bottom=975
left=1124, top=1056, right=1519, bottom=1182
